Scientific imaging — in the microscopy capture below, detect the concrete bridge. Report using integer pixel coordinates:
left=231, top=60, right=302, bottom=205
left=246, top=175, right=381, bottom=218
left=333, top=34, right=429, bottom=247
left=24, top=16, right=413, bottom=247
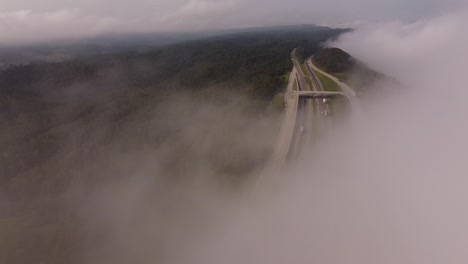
left=293, top=91, right=352, bottom=99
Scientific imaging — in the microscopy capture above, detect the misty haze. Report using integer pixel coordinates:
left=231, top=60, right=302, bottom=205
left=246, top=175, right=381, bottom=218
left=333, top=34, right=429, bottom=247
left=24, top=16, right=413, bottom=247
left=1, top=1, right=468, bottom=264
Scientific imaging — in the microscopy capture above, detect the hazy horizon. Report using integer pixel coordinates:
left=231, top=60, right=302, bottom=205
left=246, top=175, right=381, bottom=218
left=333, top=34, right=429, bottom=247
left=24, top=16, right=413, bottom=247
left=0, top=24, right=338, bottom=49
left=0, top=0, right=465, bottom=45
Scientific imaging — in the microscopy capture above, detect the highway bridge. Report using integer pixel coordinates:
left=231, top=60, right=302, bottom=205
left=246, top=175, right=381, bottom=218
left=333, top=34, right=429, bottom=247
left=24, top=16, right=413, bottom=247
left=294, top=91, right=352, bottom=98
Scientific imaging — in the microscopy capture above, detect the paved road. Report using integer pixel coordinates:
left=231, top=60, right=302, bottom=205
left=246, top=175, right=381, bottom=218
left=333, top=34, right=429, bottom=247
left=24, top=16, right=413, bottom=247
left=287, top=58, right=311, bottom=159
left=288, top=55, right=332, bottom=160
left=305, top=57, right=332, bottom=130
left=256, top=50, right=357, bottom=187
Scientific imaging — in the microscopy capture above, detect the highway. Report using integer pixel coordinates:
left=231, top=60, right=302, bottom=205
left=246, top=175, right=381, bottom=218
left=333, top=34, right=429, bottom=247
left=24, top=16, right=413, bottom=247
left=288, top=53, right=331, bottom=160
left=256, top=49, right=356, bottom=186
left=288, top=69, right=312, bottom=159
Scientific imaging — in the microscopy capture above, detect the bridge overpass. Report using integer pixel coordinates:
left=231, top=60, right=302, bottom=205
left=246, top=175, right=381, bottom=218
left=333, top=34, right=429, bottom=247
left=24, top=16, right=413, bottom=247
left=293, top=91, right=353, bottom=99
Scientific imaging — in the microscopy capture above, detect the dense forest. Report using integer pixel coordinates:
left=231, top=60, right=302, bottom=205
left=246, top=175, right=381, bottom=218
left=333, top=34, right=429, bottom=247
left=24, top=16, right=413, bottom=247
left=312, top=47, right=355, bottom=73
left=0, top=26, right=348, bottom=264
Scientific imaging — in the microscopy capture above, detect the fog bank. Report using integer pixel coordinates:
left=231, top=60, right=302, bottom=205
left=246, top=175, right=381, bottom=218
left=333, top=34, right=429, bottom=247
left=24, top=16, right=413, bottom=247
left=172, top=11, right=468, bottom=264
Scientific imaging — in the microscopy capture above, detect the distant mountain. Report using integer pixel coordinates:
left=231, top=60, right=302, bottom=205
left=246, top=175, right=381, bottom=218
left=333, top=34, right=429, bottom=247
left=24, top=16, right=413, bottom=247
left=209, top=24, right=339, bottom=35
left=0, top=25, right=349, bottom=66
left=0, top=26, right=349, bottom=100
left=0, top=32, right=207, bottom=66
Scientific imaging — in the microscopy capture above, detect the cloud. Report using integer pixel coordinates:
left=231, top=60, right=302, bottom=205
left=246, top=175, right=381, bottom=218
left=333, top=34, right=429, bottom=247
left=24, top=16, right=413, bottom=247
left=0, top=9, right=123, bottom=45
left=178, top=0, right=236, bottom=16
left=68, top=10, right=468, bottom=264
left=0, top=9, right=32, bottom=22
left=0, top=0, right=466, bottom=45
left=172, top=10, right=468, bottom=264
left=331, top=10, right=468, bottom=87
left=158, top=0, right=239, bottom=30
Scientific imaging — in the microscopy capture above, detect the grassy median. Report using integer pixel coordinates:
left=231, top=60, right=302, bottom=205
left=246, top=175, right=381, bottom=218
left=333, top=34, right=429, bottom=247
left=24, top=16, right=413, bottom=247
left=300, top=64, right=315, bottom=90
left=313, top=70, right=341, bottom=92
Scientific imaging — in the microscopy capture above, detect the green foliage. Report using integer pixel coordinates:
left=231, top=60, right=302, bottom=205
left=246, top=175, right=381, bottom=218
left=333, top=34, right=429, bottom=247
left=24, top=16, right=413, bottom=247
left=295, top=47, right=305, bottom=62
left=300, top=63, right=314, bottom=89
left=313, top=70, right=341, bottom=92
left=0, top=27, right=347, bottom=101
left=273, top=92, right=286, bottom=110
left=312, top=47, right=354, bottom=73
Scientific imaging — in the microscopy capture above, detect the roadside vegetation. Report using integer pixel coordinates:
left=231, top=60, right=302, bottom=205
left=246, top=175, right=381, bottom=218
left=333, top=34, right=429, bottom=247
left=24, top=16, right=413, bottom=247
left=313, top=69, right=341, bottom=92
left=300, top=63, right=315, bottom=89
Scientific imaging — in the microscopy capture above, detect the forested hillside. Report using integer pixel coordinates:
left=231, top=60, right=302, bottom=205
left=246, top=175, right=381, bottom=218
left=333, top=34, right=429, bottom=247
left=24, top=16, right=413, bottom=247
left=0, top=26, right=348, bottom=264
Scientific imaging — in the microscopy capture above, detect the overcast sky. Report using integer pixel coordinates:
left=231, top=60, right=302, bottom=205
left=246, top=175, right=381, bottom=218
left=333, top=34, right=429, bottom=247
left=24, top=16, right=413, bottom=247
left=0, top=0, right=466, bottom=44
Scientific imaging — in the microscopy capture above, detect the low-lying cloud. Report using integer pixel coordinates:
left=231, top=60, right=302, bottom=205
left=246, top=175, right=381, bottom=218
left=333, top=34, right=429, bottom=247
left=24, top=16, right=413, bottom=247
left=149, top=10, right=468, bottom=264
left=332, top=9, right=468, bottom=88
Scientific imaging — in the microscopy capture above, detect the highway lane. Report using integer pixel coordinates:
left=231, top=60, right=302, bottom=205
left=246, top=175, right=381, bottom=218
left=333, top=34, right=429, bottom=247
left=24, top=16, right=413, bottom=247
left=306, top=57, right=332, bottom=129
left=258, top=68, right=299, bottom=183
left=288, top=77, right=310, bottom=161
left=257, top=50, right=352, bottom=186
left=287, top=55, right=330, bottom=160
